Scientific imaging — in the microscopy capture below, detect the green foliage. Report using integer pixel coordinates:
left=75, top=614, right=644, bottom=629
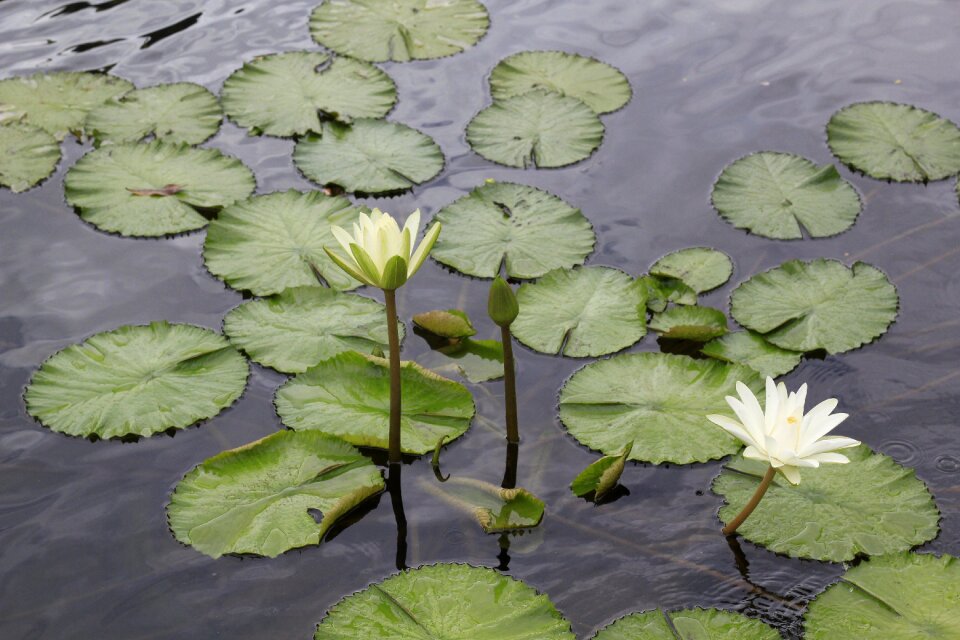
left=571, top=442, right=632, bottom=500
left=423, top=477, right=545, bottom=533
left=650, top=247, right=733, bottom=293
left=592, top=608, right=780, bottom=639
left=648, top=305, right=728, bottom=341
left=412, top=309, right=476, bottom=339
left=418, top=337, right=505, bottom=383
left=488, top=277, right=519, bottom=327
left=637, top=275, right=697, bottom=313
left=0, top=122, right=60, bottom=192
left=701, top=331, right=802, bottom=378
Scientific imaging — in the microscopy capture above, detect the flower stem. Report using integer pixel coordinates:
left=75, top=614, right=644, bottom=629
left=501, top=324, right=519, bottom=444
left=722, top=465, right=776, bottom=536
left=383, top=289, right=402, bottom=464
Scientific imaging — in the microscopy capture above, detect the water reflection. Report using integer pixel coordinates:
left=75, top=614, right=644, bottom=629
left=387, top=464, right=408, bottom=572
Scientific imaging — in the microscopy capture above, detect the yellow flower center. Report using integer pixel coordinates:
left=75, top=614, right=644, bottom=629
left=787, top=416, right=799, bottom=425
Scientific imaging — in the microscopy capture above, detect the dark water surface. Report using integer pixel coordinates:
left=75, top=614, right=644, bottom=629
left=2, top=1, right=959, bottom=638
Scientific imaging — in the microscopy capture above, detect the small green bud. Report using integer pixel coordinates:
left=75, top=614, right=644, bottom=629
left=488, top=276, right=519, bottom=327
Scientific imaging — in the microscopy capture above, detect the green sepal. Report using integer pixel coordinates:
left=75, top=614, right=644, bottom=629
left=349, top=242, right=383, bottom=286
left=323, top=246, right=375, bottom=287
left=380, top=255, right=409, bottom=290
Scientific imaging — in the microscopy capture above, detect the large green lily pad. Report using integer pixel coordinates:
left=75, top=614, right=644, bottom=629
left=592, top=608, right=780, bottom=640
left=423, top=477, right=545, bottom=533
left=431, top=181, right=595, bottom=279
left=64, top=140, right=255, bottom=236
left=701, top=331, right=802, bottom=378
left=275, top=351, right=475, bottom=455
left=827, top=101, right=960, bottom=182
left=0, top=122, right=60, bottom=192
left=0, top=71, right=133, bottom=139
left=25, top=321, right=248, bottom=439
left=466, top=90, right=605, bottom=168
left=650, top=247, right=733, bottom=293
left=511, top=267, right=645, bottom=357
left=648, top=306, right=728, bottom=341
left=804, top=552, right=960, bottom=639
left=309, top=0, right=490, bottom=63
left=712, top=446, right=940, bottom=562
left=221, top=51, right=396, bottom=137
left=559, top=352, right=763, bottom=464
left=203, top=190, right=364, bottom=295
left=730, top=259, right=898, bottom=354
left=314, top=564, right=574, bottom=639
left=167, top=430, right=384, bottom=558
left=294, top=119, right=444, bottom=194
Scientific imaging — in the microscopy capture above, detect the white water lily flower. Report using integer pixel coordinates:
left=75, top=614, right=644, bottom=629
left=325, top=208, right=441, bottom=290
left=707, top=377, right=860, bottom=485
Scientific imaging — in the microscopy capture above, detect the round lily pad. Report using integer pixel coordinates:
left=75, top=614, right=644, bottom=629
left=85, top=82, right=222, bottom=144
left=314, top=564, right=574, bottom=639
left=431, top=182, right=595, bottom=279
left=275, top=351, right=475, bottom=455
left=0, top=70, right=133, bottom=139
left=511, top=266, right=645, bottom=357
left=827, top=101, right=960, bottom=182
left=648, top=305, right=728, bottom=341
left=294, top=119, right=444, bottom=194
left=559, top=352, right=763, bottom=464
left=730, top=259, right=898, bottom=354
left=804, top=552, right=960, bottom=639
left=25, top=321, right=248, bottom=439
left=0, top=122, right=60, bottom=192
left=650, top=247, right=733, bottom=293
left=203, top=190, right=364, bottom=296
left=224, top=286, right=402, bottom=373
left=489, top=50, right=632, bottom=114
left=466, top=90, right=605, bottom=168
left=711, top=152, right=862, bottom=239
left=63, top=140, right=255, bottom=237
left=221, top=51, right=396, bottom=137
left=701, top=331, right=802, bottom=378
left=167, top=430, right=384, bottom=558
left=712, top=446, right=940, bottom=562
left=309, top=0, right=490, bottom=63
left=592, top=608, right=780, bottom=640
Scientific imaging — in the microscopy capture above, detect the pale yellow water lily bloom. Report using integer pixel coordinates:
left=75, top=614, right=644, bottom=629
left=325, top=208, right=441, bottom=290
left=707, top=377, right=860, bottom=485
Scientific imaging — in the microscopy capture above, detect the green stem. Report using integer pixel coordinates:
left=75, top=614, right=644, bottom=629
left=722, top=465, right=776, bottom=536
left=501, top=324, right=519, bottom=444
left=384, top=289, right=402, bottom=464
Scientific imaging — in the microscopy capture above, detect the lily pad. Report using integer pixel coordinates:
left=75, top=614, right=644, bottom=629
left=412, top=309, right=476, bottom=339
left=711, top=152, right=862, bottom=239
left=730, top=259, right=898, bottom=354
left=316, top=564, right=573, bottom=639
left=650, top=248, right=733, bottom=294
left=294, top=119, right=444, bottom=194
left=712, top=446, right=940, bottom=562
left=827, top=101, right=960, bottom=182
left=224, top=287, right=402, bottom=373
left=0, top=71, right=133, bottom=139
left=559, top=352, right=763, bottom=464
left=422, top=477, right=545, bottom=533
left=571, top=442, right=633, bottom=501
left=167, top=430, right=384, bottom=558
left=431, top=182, right=596, bottom=279
left=63, top=140, right=255, bottom=236
left=512, top=267, right=645, bottom=357
left=0, top=122, right=60, bottom=192
left=203, top=190, right=364, bottom=296
left=85, top=82, right=222, bottom=144
left=701, top=331, right=802, bottom=378
left=417, top=335, right=504, bottom=383
left=221, top=51, right=396, bottom=137
left=648, top=306, right=728, bottom=341
left=275, top=351, right=475, bottom=455
left=489, top=50, right=632, bottom=114
left=638, top=275, right=697, bottom=313
left=466, top=90, right=605, bottom=168
left=309, top=0, right=490, bottom=63
left=25, top=321, right=248, bottom=439
left=592, top=608, right=780, bottom=640
left=804, top=552, right=960, bottom=639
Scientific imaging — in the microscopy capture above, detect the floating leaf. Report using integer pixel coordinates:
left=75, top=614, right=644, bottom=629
left=648, top=306, right=728, bottom=341
left=489, top=50, right=631, bottom=114
left=0, top=71, right=133, bottom=139
left=275, top=351, right=475, bottom=455
left=559, top=353, right=763, bottom=464
left=711, top=152, right=861, bottom=239
left=294, top=119, right=443, bottom=194
left=422, top=477, right=545, bottom=533
left=167, top=430, right=383, bottom=558
left=571, top=442, right=633, bottom=501
left=650, top=247, right=733, bottom=294
left=0, top=122, right=60, bottom=192
left=85, top=82, right=221, bottom=144
left=804, top=552, right=960, bottom=639
left=701, top=331, right=802, bottom=378
left=221, top=51, right=396, bottom=137
left=827, top=101, right=960, bottom=182
left=713, top=446, right=940, bottom=562
left=467, top=90, right=604, bottom=168
left=309, top=0, right=490, bottom=63
left=63, top=140, right=255, bottom=236
left=431, top=181, right=595, bottom=279
left=730, top=259, right=898, bottom=354
left=592, top=608, right=780, bottom=640
left=637, top=275, right=697, bottom=313
left=417, top=335, right=504, bottom=383
left=203, top=190, right=364, bottom=296
left=412, top=309, right=476, bottom=339
left=25, top=321, right=248, bottom=439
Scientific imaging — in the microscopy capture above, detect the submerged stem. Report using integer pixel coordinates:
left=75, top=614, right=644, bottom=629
left=722, top=465, right=776, bottom=536
left=384, top=289, right=402, bottom=464
left=501, top=324, right=519, bottom=444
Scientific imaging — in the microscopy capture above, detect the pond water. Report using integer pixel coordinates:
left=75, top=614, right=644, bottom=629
left=2, top=0, right=959, bottom=638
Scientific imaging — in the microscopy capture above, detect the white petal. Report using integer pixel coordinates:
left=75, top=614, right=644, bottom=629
left=743, top=445, right=769, bottom=461
left=331, top=225, right=356, bottom=256
left=798, top=435, right=860, bottom=457
left=763, top=377, right=779, bottom=431
left=408, top=222, right=440, bottom=277
left=402, top=209, right=421, bottom=257
left=798, top=412, right=848, bottom=451
left=779, top=465, right=801, bottom=484
left=729, top=391, right=765, bottom=444
left=806, top=452, right=850, bottom=464
left=706, top=414, right=758, bottom=449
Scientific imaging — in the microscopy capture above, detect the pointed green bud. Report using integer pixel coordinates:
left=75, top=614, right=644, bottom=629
left=380, top=255, right=409, bottom=290
left=488, top=276, right=519, bottom=327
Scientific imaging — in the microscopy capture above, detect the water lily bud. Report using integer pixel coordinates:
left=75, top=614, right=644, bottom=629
left=488, top=276, right=519, bottom=327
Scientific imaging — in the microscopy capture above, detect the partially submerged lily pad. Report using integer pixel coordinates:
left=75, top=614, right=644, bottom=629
left=571, top=442, right=633, bottom=501
left=167, top=430, right=384, bottom=558
left=713, top=446, right=940, bottom=562
left=25, top=321, right=248, bottom=439
left=64, top=140, right=255, bottom=236
left=650, top=247, right=733, bottom=294
left=412, top=309, right=476, bottom=339
left=638, top=275, right=697, bottom=313
left=431, top=181, right=596, bottom=279
left=559, top=352, right=763, bottom=464
left=648, top=306, right=728, bottom=341
left=701, top=331, right=802, bottom=378
left=592, top=608, right=780, bottom=640
left=0, top=122, right=60, bottom=192
left=417, top=335, right=504, bottom=383
left=422, top=477, right=545, bottom=533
